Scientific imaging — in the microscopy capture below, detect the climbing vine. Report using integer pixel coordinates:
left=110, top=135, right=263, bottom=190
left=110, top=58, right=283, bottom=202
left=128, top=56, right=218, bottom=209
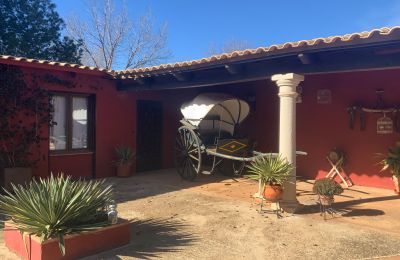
left=42, top=74, right=76, bottom=89
left=0, top=64, right=52, bottom=168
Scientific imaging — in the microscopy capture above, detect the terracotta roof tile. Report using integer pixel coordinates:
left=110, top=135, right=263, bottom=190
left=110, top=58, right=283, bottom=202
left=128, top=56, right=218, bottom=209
left=0, top=55, right=114, bottom=74
left=117, top=26, right=399, bottom=77
left=1, top=26, right=399, bottom=78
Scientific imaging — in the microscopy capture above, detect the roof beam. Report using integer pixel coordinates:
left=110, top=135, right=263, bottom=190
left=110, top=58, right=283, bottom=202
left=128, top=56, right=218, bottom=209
left=224, top=64, right=244, bottom=75
left=297, top=53, right=312, bottom=65
left=171, top=72, right=191, bottom=81
left=117, top=50, right=400, bottom=91
left=134, top=76, right=148, bottom=85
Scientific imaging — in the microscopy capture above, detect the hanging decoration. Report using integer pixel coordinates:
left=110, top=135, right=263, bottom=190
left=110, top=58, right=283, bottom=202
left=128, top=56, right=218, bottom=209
left=317, top=89, right=331, bottom=104
left=377, top=114, right=394, bottom=134
left=347, top=89, right=399, bottom=133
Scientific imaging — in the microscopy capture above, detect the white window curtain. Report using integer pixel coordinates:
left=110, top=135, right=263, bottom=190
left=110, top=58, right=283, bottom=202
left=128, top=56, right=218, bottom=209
left=49, top=96, right=67, bottom=150
left=72, top=97, right=88, bottom=149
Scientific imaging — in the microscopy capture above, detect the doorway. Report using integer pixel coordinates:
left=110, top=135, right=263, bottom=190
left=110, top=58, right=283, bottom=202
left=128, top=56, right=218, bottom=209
left=136, top=100, right=163, bottom=172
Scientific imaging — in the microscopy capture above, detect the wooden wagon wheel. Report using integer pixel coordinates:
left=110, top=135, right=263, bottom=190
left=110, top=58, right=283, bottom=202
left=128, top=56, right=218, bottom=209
left=217, top=159, right=246, bottom=177
left=174, top=126, right=202, bottom=180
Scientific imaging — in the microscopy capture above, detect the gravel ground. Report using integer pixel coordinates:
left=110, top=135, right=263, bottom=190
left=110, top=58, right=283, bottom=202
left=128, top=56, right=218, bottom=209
left=86, top=176, right=400, bottom=260
left=1, top=172, right=400, bottom=260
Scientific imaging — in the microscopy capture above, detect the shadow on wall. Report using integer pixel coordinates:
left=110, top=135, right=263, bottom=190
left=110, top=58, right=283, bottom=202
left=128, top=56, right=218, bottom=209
left=84, top=218, right=198, bottom=259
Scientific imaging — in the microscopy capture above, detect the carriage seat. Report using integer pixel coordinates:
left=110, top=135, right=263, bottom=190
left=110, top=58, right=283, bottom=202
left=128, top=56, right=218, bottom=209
left=198, top=129, right=232, bottom=146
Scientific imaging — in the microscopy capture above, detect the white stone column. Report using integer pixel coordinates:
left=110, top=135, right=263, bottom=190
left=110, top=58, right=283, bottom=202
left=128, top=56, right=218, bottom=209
left=271, top=73, right=304, bottom=213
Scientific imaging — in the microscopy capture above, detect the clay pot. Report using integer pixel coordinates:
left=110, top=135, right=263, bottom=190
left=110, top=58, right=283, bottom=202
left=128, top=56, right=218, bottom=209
left=116, top=162, right=132, bottom=177
left=263, top=184, right=283, bottom=202
left=319, top=196, right=334, bottom=206
left=393, top=175, right=400, bottom=195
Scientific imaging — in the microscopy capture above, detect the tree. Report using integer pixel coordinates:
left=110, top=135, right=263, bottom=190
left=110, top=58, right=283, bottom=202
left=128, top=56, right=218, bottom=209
left=0, top=0, right=82, bottom=63
left=207, top=39, right=253, bottom=56
left=66, top=0, right=170, bottom=70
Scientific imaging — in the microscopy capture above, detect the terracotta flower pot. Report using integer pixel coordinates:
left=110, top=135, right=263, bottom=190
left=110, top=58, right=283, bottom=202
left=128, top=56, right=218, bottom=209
left=116, top=162, right=132, bottom=177
left=263, top=184, right=283, bottom=202
left=319, top=195, right=334, bottom=206
left=393, top=175, right=400, bottom=195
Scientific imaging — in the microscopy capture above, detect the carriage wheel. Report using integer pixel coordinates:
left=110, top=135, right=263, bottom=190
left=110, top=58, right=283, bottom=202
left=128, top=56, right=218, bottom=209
left=174, top=126, right=202, bottom=181
left=217, top=159, right=246, bottom=177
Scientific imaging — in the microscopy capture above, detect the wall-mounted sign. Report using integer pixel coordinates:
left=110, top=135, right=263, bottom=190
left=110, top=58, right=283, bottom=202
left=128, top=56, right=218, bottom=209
left=317, top=89, right=331, bottom=104
left=377, top=116, right=393, bottom=134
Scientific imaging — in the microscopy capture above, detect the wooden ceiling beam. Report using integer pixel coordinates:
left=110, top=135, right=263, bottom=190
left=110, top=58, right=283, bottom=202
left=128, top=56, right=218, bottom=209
left=224, top=64, right=244, bottom=75
left=171, top=72, right=191, bottom=81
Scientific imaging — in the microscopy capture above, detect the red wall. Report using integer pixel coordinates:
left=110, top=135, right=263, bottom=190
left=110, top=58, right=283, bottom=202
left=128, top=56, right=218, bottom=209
left=18, top=67, right=136, bottom=179
left=139, top=69, right=400, bottom=190
left=296, top=69, right=400, bottom=189
left=11, top=62, right=400, bottom=189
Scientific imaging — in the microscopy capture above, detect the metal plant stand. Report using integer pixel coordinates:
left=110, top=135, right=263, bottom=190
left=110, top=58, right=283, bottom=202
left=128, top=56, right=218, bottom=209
left=259, top=198, right=283, bottom=219
left=326, top=149, right=353, bottom=188
left=318, top=196, right=336, bottom=220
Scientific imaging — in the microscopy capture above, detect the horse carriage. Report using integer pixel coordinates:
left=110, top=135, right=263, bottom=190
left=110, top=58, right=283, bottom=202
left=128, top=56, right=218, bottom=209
left=174, top=93, right=277, bottom=180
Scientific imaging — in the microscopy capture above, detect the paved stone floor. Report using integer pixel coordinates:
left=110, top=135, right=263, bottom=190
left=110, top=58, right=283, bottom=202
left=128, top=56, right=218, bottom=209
left=1, top=169, right=400, bottom=259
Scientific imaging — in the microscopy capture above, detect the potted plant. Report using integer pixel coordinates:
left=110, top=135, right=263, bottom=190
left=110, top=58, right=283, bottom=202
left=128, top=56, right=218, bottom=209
left=379, top=142, right=400, bottom=194
left=114, top=145, right=135, bottom=177
left=246, top=154, right=293, bottom=202
left=0, top=65, right=51, bottom=191
left=313, top=178, right=344, bottom=205
left=0, top=174, right=130, bottom=260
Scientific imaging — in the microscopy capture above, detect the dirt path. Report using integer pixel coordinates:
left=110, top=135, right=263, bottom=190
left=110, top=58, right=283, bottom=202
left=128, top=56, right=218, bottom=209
left=86, top=174, right=400, bottom=260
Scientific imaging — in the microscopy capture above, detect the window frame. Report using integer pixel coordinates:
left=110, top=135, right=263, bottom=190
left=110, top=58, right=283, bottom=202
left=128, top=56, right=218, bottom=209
left=49, top=92, right=95, bottom=154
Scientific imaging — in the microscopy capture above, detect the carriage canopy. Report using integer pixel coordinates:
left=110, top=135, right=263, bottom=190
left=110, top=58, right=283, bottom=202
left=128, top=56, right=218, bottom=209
left=180, top=93, right=250, bottom=135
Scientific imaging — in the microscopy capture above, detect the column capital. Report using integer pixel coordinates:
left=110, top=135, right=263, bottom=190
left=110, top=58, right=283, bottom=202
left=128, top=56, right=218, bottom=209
left=271, top=73, right=304, bottom=85
left=271, top=73, right=304, bottom=98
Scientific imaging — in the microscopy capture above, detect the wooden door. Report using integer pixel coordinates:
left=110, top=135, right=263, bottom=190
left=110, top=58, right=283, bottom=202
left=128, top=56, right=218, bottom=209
left=136, top=100, right=163, bottom=172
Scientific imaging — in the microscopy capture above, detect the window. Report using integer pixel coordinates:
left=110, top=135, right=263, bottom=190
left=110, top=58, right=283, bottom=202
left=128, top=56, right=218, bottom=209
left=50, top=94, right=94, bottom=152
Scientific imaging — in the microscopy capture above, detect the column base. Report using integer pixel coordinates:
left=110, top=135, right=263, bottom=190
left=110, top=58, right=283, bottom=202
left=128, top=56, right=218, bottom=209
left=280, top=199, right=303, bottom=213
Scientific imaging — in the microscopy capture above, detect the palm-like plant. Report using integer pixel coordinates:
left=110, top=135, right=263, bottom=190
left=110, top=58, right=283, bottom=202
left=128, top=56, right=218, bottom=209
left=246, top=154, right=293, bottom=186
left=114, top=145, right=135, bottom=165
left=0, top=174, right=113, bottom=255
left=379, top=142, right=400, bottom=177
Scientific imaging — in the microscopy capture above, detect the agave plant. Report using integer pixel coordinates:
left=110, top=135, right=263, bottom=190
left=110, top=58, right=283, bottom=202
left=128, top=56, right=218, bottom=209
left=114, top=145, right=135, bottom=165
left=246, top=154, right=293, bottom=186
left=379, top=142, right=400, bottom=178
left=0, top=174, right=113, bottom=255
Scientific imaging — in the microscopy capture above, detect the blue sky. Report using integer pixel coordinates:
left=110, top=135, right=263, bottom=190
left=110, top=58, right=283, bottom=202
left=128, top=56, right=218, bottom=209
left=54, top=0, right=400, bottom=64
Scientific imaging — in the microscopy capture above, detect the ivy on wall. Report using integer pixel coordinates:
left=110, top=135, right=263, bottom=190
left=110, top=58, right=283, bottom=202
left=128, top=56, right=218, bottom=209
left=42, top=74, right=76, bottom=89
left=0, top=64, right=52, bottom=168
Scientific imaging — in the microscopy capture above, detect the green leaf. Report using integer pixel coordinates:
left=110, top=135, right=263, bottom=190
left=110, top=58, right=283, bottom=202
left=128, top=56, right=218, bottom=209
left=58, top=234, right=65, bottom=256
left=0, top=173, right=113, bottom=255
left=245, top=154, right=293, bottom=185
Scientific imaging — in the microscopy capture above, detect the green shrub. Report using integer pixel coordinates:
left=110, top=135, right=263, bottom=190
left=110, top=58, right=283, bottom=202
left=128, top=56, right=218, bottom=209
left=0, top=174, right=113, bottom=255
left=246, top=154, right=293, bottom=186
left=379, top=142, right=400, bottom=178
left=313, top=178, right=344, bottom=197
left=114, top=145, right=135, bottom=165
